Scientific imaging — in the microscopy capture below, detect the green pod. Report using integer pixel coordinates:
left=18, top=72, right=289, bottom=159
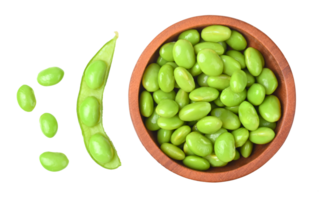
left=205, top=153, right=228, bottom=167
left=220, top=87, right=247, bottom=107
left=189, top=62, right=202, bottom=76
left=166, top=61, right=178, bottom=68
left=36, top=65, right=65, bottom=89
left=211, top=108, right=241, bottom=130
left=201, top=25, right=231, bottom=42
left=214, top=98, right=225, bottom=107
left=159, top=42, right=175, bottom=62
left=178, top=29, right=200, bottom=45
left=250, top=127, right=275, bottom=144
left=145, top=111, right=160, bottom=131
left=207, top=74, right=230, bottom=90
left=226, top=50, right=246, bottom=69
left=157, top=129, right=172, bottom=145
left=230, top=70, right=247, bottom=93
left=17, top=85, right=36, bottom=112
left=226, top=30, right=247, bottom=51
left=238, top=101, right=259, bottom=131
left=233, top=150, right=240, bottom=161
left=179, top=102, right=211, bottom=121
left=244, top=47, right=264, bottom=76
left=142, top=63, right=160, bottom=92
left=139, top=91, right=154, bottom=117
left=221, top=55, right=241, bottom=76
left=161, top=143, right=185, bottom=160
left=240, top=140, right=253, bottom=158
left=157, top=116, right=184, bottom=130
left=232, top=127, right=249, bottom=147
left=197, top=49, right=223, bottom=76
left=157, top=56, right=168, bottom=66
left=256, top=68, right=278, bottom=95
left=247, top=83, right=266, bottom=106
left=153, top=90, right=176, bottom=104
left=244, top=69, right=256, bottom=87
left=214, top=132, right=236, bottom=162
left=158, top=64, right=175, bottom=92
left=259, top=95, right=281, bottom=122
left=197, top=116, right=223, bottom=134
left=89, top=134, right=115, bottom=164
left=171, top=125, right=191, bottom=146
left=79, top=96, right=100, bottom=127
left=189, top=87, right=219, bottom=102
left=84, top=61, right=107, bottom=90
left=183, top=143, right=195, bottom=155
left=155, top=99, right=179, bottom=118
left=183, top=156, right=210, bottom=171
left=173, top=39, right=195, bottom=69
left=218, top=41, right=227, bottom=51
left=174, top=67, right=195, bottom=92
left=186, top=132, right=213, bottom=157
left=259, top=115, right=276, bottom=130
left=175, top=89, right=189, bottom=109
left=39, top=152, right=69, bottom=172
left=197, top=73, right=209, bottom=87
left=225, top=106, right=239, bottom=114
left=39, top=113, right=58, bottom=138
left=205, top=128, right=228, bottom=144
left=194, top=42, right=224, bottom=55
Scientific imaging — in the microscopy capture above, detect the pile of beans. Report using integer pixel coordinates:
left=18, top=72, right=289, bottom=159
left=140, top=25, right=281, bottom=171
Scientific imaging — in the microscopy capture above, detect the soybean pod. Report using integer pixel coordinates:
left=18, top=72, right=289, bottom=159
left=77, top=32, right=121, bottom=169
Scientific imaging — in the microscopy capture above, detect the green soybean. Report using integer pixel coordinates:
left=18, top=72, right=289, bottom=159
left=156, top=99, right=179, bottom=118
left=211, top=108, right=241, bottom=130
left=153, top=90, right=176, bottom=104
left=205, top=128, right=228, bottom=144
left=189, top=87, right=219, bottom=102
left=157, top=56, right=168, bottom=66
left=37, top=67, right=64, bottom=86
left=225, top=106, right=239, bottom=114
left=232, top=128, right=249, bottom=147
left=238, top=101, right=259, bottom=131
left=214, top=98, right=225, bottom=107
left=39, top=152, right=69, bottom=172
left=17, top=85, right=36, bottom=112
left=197, top=73, right=209, bottom=87
left=84, top=61, right=107, bottom=90
left=205, top=153, right=228, bottom=167
left=226, top=50, right=246, bottom=69
left=207, top=74, right=230, bottom=90
left=77, top=33, right=120, bottom=169
left=218, top=41, right=227, bottom=51
left=161, top=143, right=185, bottom=160
left=244, top=47, right=264, bottom=76
left=39, top=113, right=58, bottom=138
left=183, top=156, right=210, bottom=171
left=186, top=132, right=213, bottom=157
left=197, top=116, right=222, bottom=134
left=197, top=49, right=224, bottom=76
left=166, top=61, right=178, bottom=68
left=259, top=95, right=281, bottom=122
left=157, top=116, right=184, bottom=130
left=142, top=63, right=160, bottom=92
left=233, top=150, right=240, bottom=161
left=201, top=25, right=231, bottom=42
left=139, top=91, right=154, bottom=117
left=226, top=30, right=247, bottom=51
left=214, top=132, right=236, bottom=162
left=157, top=129, right=172, bottom=145
left=247, top=83, right=266, bottom=106
left=240, top=140, right=253, bottom=158
left=256, top=68, right=278, bottom=95
left=158, top=64, right=175, bottom=92
left=230, top=70, right=247, bottom=93
left=259, top=115, right=277, bottom=130
left=244, top=69, right=256, bottom=87
left=221, top=55, right=241, bottom=76
left=179, top=102, right=211, bottom=121
left=178, top=29, right=200, bottom=45
left=250, top=127, right=275, bottom=144
left=171, top=125, right=191, bottom=145
left=220, top=87, right=247, bottom=107
left=174, top=67, right=195, bottom=92
left=175, top=89, right=189, bottom=109
left=173, top=39, right=196, bottom=69
left=189, top=62, right=202, bottom=76
left=194, top=42, right=224, bottom=55
left=183, top=143, right=195, bottom=155
left=145, top=111, right=161, bottom=131
left=159, top=42, right=175, bottom=62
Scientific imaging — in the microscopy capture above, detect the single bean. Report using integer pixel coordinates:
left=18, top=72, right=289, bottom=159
left=201, top=25, right=231, bottom=42
left=157, top=56, right=168, bottom=66
left=244, top=47, right=264, bottom=76
left=238, top=101, right=259, bottom=131
left=240, top=140, right=253, bottom=158
left=139, top=91, right=154, bottom=117
left=39, top=113, right=58, bottom=138
left=197, top=49, right=223, bottom=76
left=161, top=143, right=185, bottom=160
left=159, top=42, right=175, bottom=62
left=225, top=106, right=239, bottom=114
left=174, top=67, right=195, bottom=92
left=220, top=55, right=241, bottom=76
left=158, top=64, right=175, bottom=92
left=226, top=30, right=247, bottom=51
left=259, top=95, right=281, bottom=122
left=256, top=68, right=278, bottom=95
left=171, top=125, right=191, bottom=145
left=196, top=116, right=223, bottom=134
left=205, top=128, right=228, bottom=144
left=205, top=153, right=228, bottom=167
left=226, top=50, right=246, bottom=69
left=194, top=42, right=224, bottom=55
left=258, top=115, right=277, bottom=130
left=39, top=152, right=69, bottom=172
left=214, top=132, right=236, bottom=162
left=220, top=87, right=247, bottom=107
left=247, top=83, right=266, bottom=106
left=142, top=63, right=160, bottom=92
left=166, top=61, right=178, bottom=68
left=153, top=90, right=176, bottom=104
left=250, top=127, right=275, bottom=144
left=230, top=70, right=247, bottom=93
left=189, top=62, right=202, bottom=76
left=173, top=39, right=196, bottom=69
left=178, top=29, right=200, bottom=45
left=211, top=108, right=241, bottom=130
left=17, top=85, right=36, bottom=112
left=155, top=99, right=179, bottom=118
left=175, top=89, right=189, bottom=109
left=186, top=132, right=213, bottom=157
left=189, top=87, right=219, bottom=102
left=232, top=127, right=249, bottom=147
left=179, top=102, right=211, bottom=121
left=244, top=69, right=256, bottom=87
left=207, top=74, right=230, bottom=90
left=157, top=116, right=184, bottom=130
left=37, top=67, right=64, bottom=86
left=77, top=33, right=120, bottom=169
left=145, top=110, right=160, bottom=131
left=197, top=73, right=209, bottom=87
left=183, top=156, right=210, bottom=171
left=157, top=129, right=172, bottom=145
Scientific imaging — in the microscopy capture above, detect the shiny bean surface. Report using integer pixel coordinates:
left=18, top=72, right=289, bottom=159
left=174, top=67, right=195, bottom=92
left=178, top=29, right=200, bottom=45
left=158, top=64, right=175, bottom=92
left=221, top=55, right=241, bottom=76
left=157, top=129, right=172, bottom=145
left=238, top=101, right=259, bottom=131
left=211, top=108, right=241, bottom=130
left=247, top=83, right=266, bottom=106
left=220, top=87, right=247, bottom=107
left=79, top=96, right=100, bottom=127
left=84, top=61, right=107, bottom=89
left=259, top=95, right=281, bottom=122
left=179, top=102, right=211, bottom=121
left=160, top=42, right=175, bottom=62
left=157, top=116, right=184, bottom=130
left=197, top=49, right=223, bottom=76
left=226, top=50, right=246, bottom=69
left=40, top=152, right=69, bottom=172
left=205, top=128, right=228, bottom=144
left=244, top=47, right=264, bottom=76
left=156, top=99, right=179, bottom=118
left=194, top=42, right=224, bottom=55
left=153, top=90, right=176, bottom=104
left=142, top=63, right=160, bottom=92
left=250, top=127, right=275, bottom=144
left=230, top=70, right=247, bottom=93
left=240, top=140, right=253, bottom=158
left=214, top=132, right=236, bottom=162
left=232, top=127, right=249, bottom=147
left=161, top=143, right=185, bottom=160
left=89, top=134, right=114, bottom=164
left=205, top=153, right=228, bottom=167
left=173, top=39, right=196, bottom=69
left=256, top=68, right=278, bottom=95
left=186, top=132, right=213, bottom=157
left=197, top=116, right=223, bottom=134
left=139, top=91, right=154, bottom=117
left=226, top=30, right=247, bottom=51
left=17, top=85, right=36, bottom=112
left=201, top=25, right=231, bottom=42
left=183, top=156, right=210, bottom=171
left=189, top=87, right=219, bottom=102
left=39, top=113, right=58, bottom=138
left=37, top=67, right=64, bottom=86
left=207, top=74, right=230, bottom=90
left=171, top=125, right=191, bottom=145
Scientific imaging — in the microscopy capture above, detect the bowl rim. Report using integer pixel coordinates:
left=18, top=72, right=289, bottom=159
left=129, top=15, right=296, bottom=182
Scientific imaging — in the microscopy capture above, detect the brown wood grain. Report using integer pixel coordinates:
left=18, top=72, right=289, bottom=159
left=128, top=15, right=296, bottom=182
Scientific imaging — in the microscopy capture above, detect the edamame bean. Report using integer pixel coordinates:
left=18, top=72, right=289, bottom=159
left=37, top=67, right=64, bottom=86
left=197, top=116, right=222, bottom=134
left=259, top=95, right=281, bottom=122
left=158, top=64, right=175, bottom=92
left=226, top=50, right=246, bottom=69
left=225, top=106, right=239, bottom=114
left=211, top=108, right=241, bottom=130
left=157, top=56, right=168, bottom=66
left=226, top=30, right=247, bottom=51
left=205, top=128, right=227, bottom=144
left=157, top=129, right=172, bottom=145
left=153, top=90, right=176, bottom=104
left=221, top=55, right=241, bottom=76
left=161, top=143, right=185, bottom=160
left=232, top=128, right=249, bottom=147
left=250, top=127, right=275, bottom=144
left=247, top=83, right=266, bottom=106
left=171, top=125, right=191, bottom=145
left=201, top=25, right=231, bottom=42
left=174, top=67, right=195, bottom=92
left=142, top=63, right=160, bottom=92
left=214, top=132, right=236, bottom=162
left=40, top=152, right=69, bottom=172
left=186, top=132, right=213, bottom=157
left=157, top=116, right=184, bottom=130
left=240, top=140, right=253, bottom=158
left=175, top=89, right=189, bottom=109
left=139, top=91, right=154, bottom=117
left=189, top=62, right=202, bottom=76
left=233, top=150, right=240, bottom=161
left=179, top=102, right=211, bottom=121
left=77, top=33, right=121, bottom=169
left=17, top=85, right=36, bottom=112
left=145, top=111, right=160, bottom=131
left=220, top=87, right=247, bottom=107
left=244, top=47, right=264, bottom=76
left=244, top=69, right=256, bottom=87
left=39, top=113, right=58, bottom=138
left=238, top=101, right=259, bottom=131
left=183, top=143, right=195, bottom=155
left=205, top=153, right=228, bottom=167
left=194, top=42, right=224, bottom=55
left=178, top=29, right=200, bottom=45
left=183, top=156, right=210, bottom=171
left=214, top=98, right=225, bottom=107
left=218, top=41, right=227, bottom=51
left=159, top=42, right=175, bottom=62
left=197, top=73, right=209, bottom=87
left=256, top=68, right=278, bottom=95
left=189, top=87, right=219, bottom=102
left=166, top=61, right=178, bottom=68
left=207, top=74, right=230, bottom=90
left=173, top=39, right=196, bottom=69
left=230, top=70, right=247, bottom=93
left=156, top=99, right=179, bottom=118
left=259, top=115, right=277, bottom=130
left=197, top=49, right=223, bottom=76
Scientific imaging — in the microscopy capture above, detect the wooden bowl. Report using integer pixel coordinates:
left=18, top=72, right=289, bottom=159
left=129, top=15, right=296, bottom=182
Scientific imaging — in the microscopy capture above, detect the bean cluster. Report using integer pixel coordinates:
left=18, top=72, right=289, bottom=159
left=140, top=25, right=281, bottom=171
